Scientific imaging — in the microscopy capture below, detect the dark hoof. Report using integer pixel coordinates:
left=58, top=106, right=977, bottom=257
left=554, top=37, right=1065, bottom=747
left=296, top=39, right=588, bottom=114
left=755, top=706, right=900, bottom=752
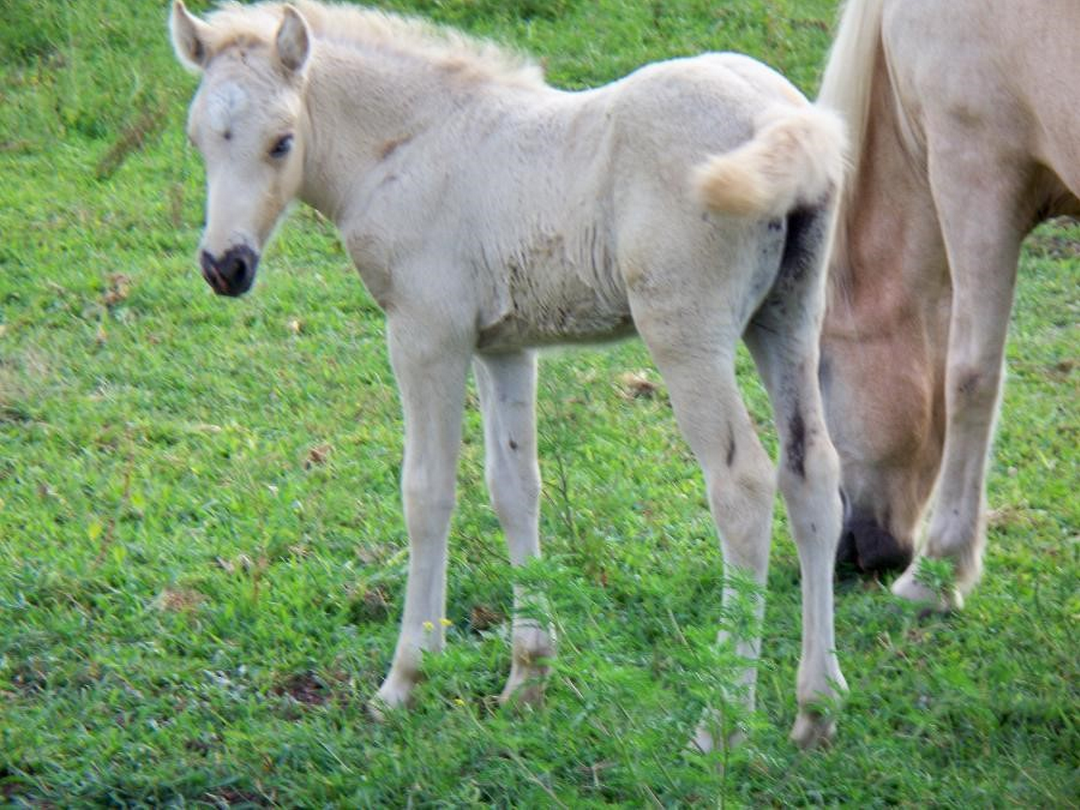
left=836, top=514, right=913, bottom=574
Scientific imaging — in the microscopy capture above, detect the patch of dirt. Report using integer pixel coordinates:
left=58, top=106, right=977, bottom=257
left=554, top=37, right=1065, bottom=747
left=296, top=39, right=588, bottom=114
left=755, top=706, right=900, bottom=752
left=347, top=584, right=391, bottom=622
left=101, top=273, right=131, bottom=307
left=153, top=587, right=205, bottom=613
left=202, top=786, right=271, bottom=807
left=470, top=603, right=506, bottom=631
left=987, top=506, right=1029, bottom=529
left=1047, top=358, right=1077, bottom=381
left=272, top=671, right=333, bottom=706
left=617, top=370, right=663, bottom=400
left=304, top=443, right=332, bottom=469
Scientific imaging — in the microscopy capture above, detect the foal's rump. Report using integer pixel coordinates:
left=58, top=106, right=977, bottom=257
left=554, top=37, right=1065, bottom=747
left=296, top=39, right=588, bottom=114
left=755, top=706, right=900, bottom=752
left=605, top=52, right=845, bottom=322
left=611, top=53, right=846, bottom=220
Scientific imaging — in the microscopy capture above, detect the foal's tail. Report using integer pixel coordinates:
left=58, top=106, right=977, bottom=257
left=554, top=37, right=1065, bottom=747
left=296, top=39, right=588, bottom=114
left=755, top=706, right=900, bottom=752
left=692, top=106, right=847, bottom=218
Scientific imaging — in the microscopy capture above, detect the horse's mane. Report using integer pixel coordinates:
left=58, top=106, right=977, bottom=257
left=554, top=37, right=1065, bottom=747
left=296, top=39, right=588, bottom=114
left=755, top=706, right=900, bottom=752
left=201, top=0, right=545, bottom=88
left=818, top=0, right=885, bottom=220
left=817, top=0, right=920, bottom=296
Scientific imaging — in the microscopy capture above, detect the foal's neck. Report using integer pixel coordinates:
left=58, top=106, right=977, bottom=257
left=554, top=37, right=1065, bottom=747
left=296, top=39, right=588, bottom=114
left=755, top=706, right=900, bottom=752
left=297, top=42, right=485, bottom=223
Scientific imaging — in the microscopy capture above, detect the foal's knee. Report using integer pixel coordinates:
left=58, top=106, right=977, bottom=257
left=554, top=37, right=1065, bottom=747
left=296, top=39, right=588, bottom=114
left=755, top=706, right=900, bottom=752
left=485, top=458, right=540, bottom=522
left=708, top=447, right=775, bottom=570
left=402, top=463, right=457, bottom=531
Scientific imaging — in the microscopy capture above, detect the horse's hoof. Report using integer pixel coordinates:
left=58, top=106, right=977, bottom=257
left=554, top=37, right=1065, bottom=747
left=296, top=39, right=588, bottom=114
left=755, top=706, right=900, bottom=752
left=789, top=711, right=836, bottom=750
left=891, top=566, right=963, bottom=611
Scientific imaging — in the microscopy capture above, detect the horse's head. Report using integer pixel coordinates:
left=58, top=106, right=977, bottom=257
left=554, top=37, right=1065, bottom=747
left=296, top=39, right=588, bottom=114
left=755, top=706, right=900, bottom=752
left=170, top=1, right=311, bottom=296
left=819, top=326, right=945, bottom=576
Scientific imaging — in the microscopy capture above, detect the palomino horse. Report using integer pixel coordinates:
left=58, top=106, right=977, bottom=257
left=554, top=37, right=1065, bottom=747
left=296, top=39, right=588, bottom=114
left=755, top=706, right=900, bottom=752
left=818, top=0, right=1080, bottom=606
left=171, top=0, right=849, bottom=747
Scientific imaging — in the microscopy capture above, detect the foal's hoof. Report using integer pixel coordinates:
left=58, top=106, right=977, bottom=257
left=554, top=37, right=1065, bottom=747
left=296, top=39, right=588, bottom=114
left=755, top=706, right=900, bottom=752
left=891, top=566, right=963, bottom=612
left=688, top=722, right=746, bottom=756
left=367, top=699, right=388, bottom=723
left=369, top=679, right=414, bottom=721
left=367, top=693, right=406, bottom=723
left=789, top=711, right=836, bottom=750
left=498, top=676, right=547, bottom=710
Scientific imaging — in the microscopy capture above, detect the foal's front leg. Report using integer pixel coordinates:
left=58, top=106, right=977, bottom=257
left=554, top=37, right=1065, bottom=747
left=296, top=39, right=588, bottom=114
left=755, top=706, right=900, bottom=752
left=474, top=350, right=555, bottom=705
left=375, top=320, right=471, bottom=709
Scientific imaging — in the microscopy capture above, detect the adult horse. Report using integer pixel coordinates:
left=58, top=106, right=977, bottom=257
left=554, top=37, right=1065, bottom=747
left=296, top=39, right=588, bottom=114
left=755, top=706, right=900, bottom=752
left=170, top=0, right=849, bottom=747
left=818, top=0, right=1079, bottom=606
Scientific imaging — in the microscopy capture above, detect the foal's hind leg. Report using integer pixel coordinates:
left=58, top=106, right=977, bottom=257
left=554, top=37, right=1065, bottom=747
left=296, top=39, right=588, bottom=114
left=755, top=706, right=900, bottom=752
left=629, top=292, right=776, bottom=751
left=746, top=312, right=846, bottom=748
left=744, top=203, right=846, bottom=747
left=474, top=350, right=555, bottom=705
left=375, top=319, right=471, bottom=710
left=892, top=144, right=1024, bottom=608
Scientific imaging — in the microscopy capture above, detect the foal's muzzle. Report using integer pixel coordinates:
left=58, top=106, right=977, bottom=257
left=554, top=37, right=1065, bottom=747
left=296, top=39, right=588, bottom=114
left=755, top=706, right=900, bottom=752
left=200, top=245, right=259, bottom=296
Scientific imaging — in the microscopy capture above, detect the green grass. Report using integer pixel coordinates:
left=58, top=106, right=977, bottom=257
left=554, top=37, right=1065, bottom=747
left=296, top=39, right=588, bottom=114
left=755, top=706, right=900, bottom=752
left=1, top=0, right=1077, bottom=805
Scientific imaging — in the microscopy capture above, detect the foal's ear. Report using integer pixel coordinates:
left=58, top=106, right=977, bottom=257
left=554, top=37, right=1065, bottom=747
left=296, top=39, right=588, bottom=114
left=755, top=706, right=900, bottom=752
left=275, top=5, right=311, bottom=75
left=170, top=0, right=212, bottom=72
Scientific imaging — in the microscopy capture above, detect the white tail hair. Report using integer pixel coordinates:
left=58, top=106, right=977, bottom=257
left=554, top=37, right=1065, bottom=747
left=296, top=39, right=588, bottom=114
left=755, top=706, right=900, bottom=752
left=692, top=106, right=848, bottom=218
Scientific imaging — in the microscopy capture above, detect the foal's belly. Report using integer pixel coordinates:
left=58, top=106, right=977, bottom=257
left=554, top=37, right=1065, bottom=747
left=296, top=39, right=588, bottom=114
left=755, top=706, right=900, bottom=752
left=477, top=306, right=635, bottom=352
left=476, top=259, right=635, bottom=351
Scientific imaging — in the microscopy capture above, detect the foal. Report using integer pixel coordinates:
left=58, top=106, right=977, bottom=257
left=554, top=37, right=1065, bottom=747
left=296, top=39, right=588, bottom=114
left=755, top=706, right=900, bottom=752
left=171, top=0, right=848, bottom=747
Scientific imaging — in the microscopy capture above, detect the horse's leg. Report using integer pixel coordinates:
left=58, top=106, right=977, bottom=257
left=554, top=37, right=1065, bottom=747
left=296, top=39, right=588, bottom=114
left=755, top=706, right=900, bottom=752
left=474, top=350, right=555, bottom=705
left=628, top=291, right=776, bottom=752
left=374, top=319, right=471, bottom=710
left=892, top=144, right=1024, bottom=607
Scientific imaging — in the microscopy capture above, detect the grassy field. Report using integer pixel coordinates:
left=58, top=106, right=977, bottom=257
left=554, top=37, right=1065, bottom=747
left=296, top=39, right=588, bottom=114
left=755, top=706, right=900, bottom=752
left=1, top=0, right=1077, bottom=805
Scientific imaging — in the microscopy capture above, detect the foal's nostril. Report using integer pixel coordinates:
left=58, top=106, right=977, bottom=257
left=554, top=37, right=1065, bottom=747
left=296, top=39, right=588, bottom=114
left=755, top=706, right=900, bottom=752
left=203, top=245, right=259, bottom=296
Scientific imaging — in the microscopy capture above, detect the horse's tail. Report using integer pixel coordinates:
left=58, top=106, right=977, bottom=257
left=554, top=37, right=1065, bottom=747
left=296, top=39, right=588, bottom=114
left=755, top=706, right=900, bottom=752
left=692, top=106, right=847, bottom=218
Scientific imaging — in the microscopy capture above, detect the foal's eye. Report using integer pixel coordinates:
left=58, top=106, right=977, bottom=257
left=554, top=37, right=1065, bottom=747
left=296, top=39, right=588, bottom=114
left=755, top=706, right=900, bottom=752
left=269, top=134, right=293, bottom=158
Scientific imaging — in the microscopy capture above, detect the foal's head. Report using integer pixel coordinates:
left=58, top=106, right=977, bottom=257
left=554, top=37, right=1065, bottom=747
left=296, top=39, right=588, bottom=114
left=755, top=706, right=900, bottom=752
left=171, top=1, right=311, bottom=296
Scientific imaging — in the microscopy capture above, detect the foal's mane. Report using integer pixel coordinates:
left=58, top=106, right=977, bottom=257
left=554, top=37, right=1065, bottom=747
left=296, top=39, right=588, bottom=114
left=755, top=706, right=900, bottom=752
left=201, top=0, right=545, bottom=87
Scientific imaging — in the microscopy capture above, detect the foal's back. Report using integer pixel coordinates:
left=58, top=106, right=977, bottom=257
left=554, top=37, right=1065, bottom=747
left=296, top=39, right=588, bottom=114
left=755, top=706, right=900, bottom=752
left=467, top=52, right=827, bottom=351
